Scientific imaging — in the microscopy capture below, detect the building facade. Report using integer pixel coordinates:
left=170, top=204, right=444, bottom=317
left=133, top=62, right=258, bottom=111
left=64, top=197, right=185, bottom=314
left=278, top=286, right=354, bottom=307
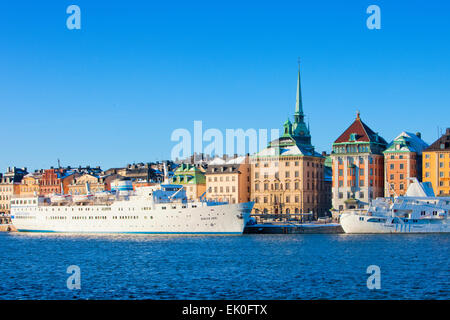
left=423, top=128, right=450, bottom=196
left=250, top=67, right=329, bottom=220
left=172, top=163, right=206, bottom=200
left=205, top=156, right=250, bottom=204
left=39, top=169, right=77, bottom=196
left=19, top=172, right=42, bottom=197
left=383, top=132, right=428, bottom=197
left=0, top=167, right=27, bottom=214
left=67, top=173, right=107, bottom=195
left=331, top=112, right=387, bottom=211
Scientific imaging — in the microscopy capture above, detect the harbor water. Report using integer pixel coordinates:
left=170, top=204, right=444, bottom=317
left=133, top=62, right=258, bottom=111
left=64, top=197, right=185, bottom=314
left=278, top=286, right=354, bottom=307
left=0, top=232, right=448, bottom=300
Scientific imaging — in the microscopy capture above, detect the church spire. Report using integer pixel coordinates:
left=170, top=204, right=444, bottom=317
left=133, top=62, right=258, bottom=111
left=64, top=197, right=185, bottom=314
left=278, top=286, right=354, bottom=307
left=291, top=59, right=312, bottom=147
left=294, top=58, right=304, bottom=123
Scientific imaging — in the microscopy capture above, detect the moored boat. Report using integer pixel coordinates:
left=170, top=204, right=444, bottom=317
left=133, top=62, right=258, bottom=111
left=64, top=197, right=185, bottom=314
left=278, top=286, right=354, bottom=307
left=340, top=178, right=449, bottom=233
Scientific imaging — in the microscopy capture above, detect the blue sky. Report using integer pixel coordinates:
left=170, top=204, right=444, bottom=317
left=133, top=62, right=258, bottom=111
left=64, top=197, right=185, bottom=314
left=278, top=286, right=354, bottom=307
left=1, top=0, right=449, bottom=171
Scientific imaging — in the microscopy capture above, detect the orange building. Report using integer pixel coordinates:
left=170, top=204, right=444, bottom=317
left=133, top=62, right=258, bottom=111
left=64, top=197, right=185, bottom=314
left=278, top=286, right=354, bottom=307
left=331, top=112, right=387, bottom=211
left=383, top=132, right=428, bottom=197
left=206, top=156, right=250, bottom=204
left=423, top=128, right=450, bottom=196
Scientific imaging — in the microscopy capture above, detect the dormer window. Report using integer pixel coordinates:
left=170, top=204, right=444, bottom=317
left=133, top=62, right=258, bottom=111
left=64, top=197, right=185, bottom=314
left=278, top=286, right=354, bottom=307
left=349, top=133, right=357, bottom=141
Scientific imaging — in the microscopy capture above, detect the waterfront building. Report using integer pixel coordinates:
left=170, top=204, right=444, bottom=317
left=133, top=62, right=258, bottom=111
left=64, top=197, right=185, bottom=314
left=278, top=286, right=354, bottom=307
left=383, top=132, right=429, bottom=197
left=0, top=167, right=27, bottom=214
left=19, top=172, right=42, bottom=197
left=331, top=112, right=387, bottom=211
left=105, top=163, right=168, bottom=184
left=423, top=128, right=450, bottom=196
left=250, top=67, right=329, bottom=219
left=39, top=168, right=77, bottom=196
left=0, top=177, right=18, bottom=215
left=206, top=155, right=250, bottom=204
left=172, top=163, right=207, bottom=200
left=67, top=173, right=108, bottom=195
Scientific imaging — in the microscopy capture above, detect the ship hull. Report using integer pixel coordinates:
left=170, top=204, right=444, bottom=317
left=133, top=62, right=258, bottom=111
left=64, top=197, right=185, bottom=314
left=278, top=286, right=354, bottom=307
left=11, top=202, right=253, bottom=235
left=340, top=213, right=449, bottom=234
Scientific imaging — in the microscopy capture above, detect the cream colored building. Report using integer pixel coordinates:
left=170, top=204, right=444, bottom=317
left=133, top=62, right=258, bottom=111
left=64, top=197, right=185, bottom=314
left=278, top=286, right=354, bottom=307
left=250, top=67, right=330, bottom=219
left=0, top=178, right=19, bottom=215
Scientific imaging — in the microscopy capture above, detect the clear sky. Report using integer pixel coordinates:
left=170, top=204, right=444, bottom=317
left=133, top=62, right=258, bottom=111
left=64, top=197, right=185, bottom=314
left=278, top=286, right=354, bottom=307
left=1, top=0, right=449, bottom=171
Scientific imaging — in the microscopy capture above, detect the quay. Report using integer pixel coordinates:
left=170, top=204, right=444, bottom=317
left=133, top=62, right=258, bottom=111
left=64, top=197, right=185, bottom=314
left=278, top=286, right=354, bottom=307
left=244, top=222, right=344, bottom=234
left=0, top=215, right=16, bottom=232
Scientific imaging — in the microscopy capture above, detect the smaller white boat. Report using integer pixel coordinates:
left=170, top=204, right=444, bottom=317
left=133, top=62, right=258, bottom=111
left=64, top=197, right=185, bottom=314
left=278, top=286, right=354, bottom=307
left=340, top=178, right=450, bottom=234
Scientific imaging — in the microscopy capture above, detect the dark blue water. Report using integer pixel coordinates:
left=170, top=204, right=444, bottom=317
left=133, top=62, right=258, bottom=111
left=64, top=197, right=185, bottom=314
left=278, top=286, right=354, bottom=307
left=0, top=232, right=448, bottom=299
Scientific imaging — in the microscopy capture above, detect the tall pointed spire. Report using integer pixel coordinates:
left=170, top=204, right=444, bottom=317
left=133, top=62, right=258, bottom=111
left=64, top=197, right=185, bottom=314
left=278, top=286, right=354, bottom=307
left=292, top=59, right=312, bottom=147
left=294, top=58, right=304, bottom=122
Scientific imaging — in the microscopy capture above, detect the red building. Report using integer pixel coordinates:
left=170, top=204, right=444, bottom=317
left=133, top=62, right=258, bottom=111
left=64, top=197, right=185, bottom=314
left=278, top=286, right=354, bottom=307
left=331, top=112, right=387, bottom=210
left=39, top=169, right=77, bottom=196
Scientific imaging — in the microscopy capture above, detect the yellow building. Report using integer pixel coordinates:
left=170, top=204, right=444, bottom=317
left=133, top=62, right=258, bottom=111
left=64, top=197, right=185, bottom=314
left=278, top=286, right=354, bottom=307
left=423, top=128, right=450, bottom=196
left=67, top=173, right=106, bottom=195
left=19, top=173, right=41, bottom=197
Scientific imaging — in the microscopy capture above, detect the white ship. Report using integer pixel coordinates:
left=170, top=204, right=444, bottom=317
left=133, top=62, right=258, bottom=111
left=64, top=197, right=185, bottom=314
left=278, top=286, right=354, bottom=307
left=340, top=178, right=449, bottom=234
left=10, top=183, right=253, bottom=235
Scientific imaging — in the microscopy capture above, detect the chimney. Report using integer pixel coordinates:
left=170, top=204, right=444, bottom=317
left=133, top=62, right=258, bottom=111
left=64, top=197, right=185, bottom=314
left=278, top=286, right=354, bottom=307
left=322, top=151, right=327, bottom=157
left=234, top=154, right=238, bottom=159
left=446, top=128, right=450, bottom=135
left=222, top=154, right=227, bottom=160
left=416, top=132, right=422, bottom=139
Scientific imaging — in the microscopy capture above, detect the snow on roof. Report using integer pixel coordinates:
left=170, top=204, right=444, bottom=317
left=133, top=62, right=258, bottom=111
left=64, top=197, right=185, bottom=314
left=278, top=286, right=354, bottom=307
left=385, top=131, right=429, bottom=154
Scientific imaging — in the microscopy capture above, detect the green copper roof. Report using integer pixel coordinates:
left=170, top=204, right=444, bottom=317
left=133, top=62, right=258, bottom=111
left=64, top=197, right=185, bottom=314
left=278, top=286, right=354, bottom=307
left=172, top=164, right=206, bottom=184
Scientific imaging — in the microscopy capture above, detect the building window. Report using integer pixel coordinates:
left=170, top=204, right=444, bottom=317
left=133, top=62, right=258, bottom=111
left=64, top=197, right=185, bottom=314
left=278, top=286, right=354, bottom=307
left=285, top=171, right=290, bottom=178
left=390, top=164, right=394, bottom=170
